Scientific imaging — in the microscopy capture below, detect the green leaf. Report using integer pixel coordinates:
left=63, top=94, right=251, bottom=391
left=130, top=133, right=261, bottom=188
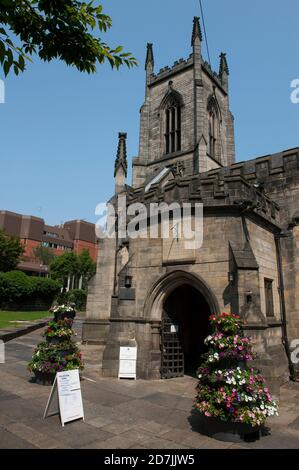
left=113, top=46, right=123, bottom=54
left=6, top=48, right=13, bottom=65
left=18, top=54, right=25, bottom=71
left=3, top=60, right=10, bottom=77
left=0, top=40, right=5, bottom=61
left=5, top=38, right=13, bottom=47
left=0, top=1, right=137, bottom=75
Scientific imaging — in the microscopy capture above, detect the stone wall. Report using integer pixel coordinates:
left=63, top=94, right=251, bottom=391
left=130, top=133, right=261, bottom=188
left=97, top=205, right=289, bottom=386
left=246, top=219, right=280, bottom=319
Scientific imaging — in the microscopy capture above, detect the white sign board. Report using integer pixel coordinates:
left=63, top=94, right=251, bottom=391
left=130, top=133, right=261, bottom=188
left=118, top=346, right=137, bottom=379
left=44, top=369, right=84, bottom=427
left=0, top=340, right=4, bottom=364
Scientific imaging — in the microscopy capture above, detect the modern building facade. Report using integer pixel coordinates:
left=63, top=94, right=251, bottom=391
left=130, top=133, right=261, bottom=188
left=83, top=18, right=299, bottom=393
left=0, top=210, right=98, bottom=274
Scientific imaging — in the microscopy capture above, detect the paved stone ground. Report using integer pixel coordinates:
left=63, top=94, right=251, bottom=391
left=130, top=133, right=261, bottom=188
left=0, top=318, right=299, bottom=449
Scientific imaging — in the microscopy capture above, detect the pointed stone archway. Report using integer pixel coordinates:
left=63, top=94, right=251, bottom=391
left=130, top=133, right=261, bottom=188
left=144, top=270, right=219, bottom=379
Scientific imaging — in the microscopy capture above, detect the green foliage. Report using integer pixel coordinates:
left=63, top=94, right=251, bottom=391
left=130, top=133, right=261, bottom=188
left=56, top=289, right=87, bottom=311
left=0, top=270, right=30, bottom=300
left=0, top=0, right=137, bottom=77
left=0, top=270, right=61, bottom=305
left=0, top=229, right=24, bottom=272
left=33, top=245, right=55, bottom=266
left=28, top=340, right=83, bottom=374
left=49, top=252, right=78, bottom=284
left=78, top=249, right=96, bottom=286
left=67, top=289, right=87, bottom=310
left=43, top=318, right=73, bottom=339
left=49, top=249, right=96, bottom=289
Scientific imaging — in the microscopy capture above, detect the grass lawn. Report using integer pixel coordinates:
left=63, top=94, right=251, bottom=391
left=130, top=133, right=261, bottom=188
left=0, top=311, right=50, bottom=330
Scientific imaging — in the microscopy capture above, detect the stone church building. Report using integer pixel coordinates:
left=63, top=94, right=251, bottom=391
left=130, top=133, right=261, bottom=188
left=83, top=18, right=299, bottom=392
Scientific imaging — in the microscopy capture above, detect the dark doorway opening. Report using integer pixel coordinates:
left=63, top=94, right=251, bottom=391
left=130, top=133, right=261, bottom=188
left=161, top=284, right=211, bottom=378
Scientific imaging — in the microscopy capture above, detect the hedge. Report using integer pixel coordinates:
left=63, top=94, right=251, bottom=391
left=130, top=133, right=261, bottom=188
left=0, top=271, right=62, bottom=310
left=56, top=289, right=87, bottom=311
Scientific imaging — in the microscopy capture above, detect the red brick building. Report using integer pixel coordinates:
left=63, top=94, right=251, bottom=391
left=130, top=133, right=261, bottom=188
left=0, top=210, right=98, bottom=275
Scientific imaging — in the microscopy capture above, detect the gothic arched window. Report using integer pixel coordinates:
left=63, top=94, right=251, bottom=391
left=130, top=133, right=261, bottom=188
left=207, top=96, right=220, bottom=161
left=208, top=109, right=217, bottom=159
left=164, top=97, right=181, bottom=155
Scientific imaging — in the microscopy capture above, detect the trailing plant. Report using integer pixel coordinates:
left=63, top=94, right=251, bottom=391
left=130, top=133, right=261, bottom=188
left=28, top=346, right=83, bottom=374
left=43, top=318, right=73, bottom=339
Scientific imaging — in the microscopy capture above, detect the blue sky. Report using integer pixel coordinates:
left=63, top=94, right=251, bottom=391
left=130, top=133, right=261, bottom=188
left=0, top=0, right=298, bottom=226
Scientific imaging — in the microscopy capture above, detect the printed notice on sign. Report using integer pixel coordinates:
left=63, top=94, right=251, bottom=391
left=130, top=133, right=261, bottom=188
left=44, top=369, right=84, bottom=427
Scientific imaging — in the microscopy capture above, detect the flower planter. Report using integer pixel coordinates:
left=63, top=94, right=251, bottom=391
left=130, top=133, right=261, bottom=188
left=33, top=369, right=83, bottom=386
left=194, top=313, right=278, bottom=439
left=54, top=311, right=76, bottom=322
left=46, top=336, right=71, bottom=345
left=58, top=348, right=75, bottom=358
left=33, top=370, right=56, bottom=386
left=28, top=311, right=84, bottom=386
left=196, top=414, right=261, bottom=443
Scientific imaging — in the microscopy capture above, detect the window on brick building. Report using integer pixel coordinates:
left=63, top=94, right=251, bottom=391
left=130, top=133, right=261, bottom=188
left=164, top=97, right=181, bottom=155
left=264, top=278, right=274, bottom=317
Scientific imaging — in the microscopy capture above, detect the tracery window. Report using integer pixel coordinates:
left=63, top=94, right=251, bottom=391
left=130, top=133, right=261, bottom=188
left=208, top=109, right=217, bottom=159
left=207, top=95, right=221, bottom=161
left=164, top=97, right=181, bottom=155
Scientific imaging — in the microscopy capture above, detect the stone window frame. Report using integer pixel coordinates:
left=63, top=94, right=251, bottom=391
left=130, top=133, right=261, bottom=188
left=159, top=85, right=184, bottom=157
left=164, top=96, right=181, bottom=155
left=207, top=94, right=222, bottom=163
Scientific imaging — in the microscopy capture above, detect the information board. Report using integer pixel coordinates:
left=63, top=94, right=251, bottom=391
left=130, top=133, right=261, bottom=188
left=118, top=346, right=137, bottom=379
left=44, top=369, right=84, bottom=427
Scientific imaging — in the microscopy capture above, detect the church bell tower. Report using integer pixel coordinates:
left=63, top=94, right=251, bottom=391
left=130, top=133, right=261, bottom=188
left=131, top=16, right=235, bottom=188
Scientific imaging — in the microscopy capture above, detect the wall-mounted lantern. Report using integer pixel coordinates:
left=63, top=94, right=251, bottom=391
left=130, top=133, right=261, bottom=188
left=125, top=275, right=133, bottom=289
